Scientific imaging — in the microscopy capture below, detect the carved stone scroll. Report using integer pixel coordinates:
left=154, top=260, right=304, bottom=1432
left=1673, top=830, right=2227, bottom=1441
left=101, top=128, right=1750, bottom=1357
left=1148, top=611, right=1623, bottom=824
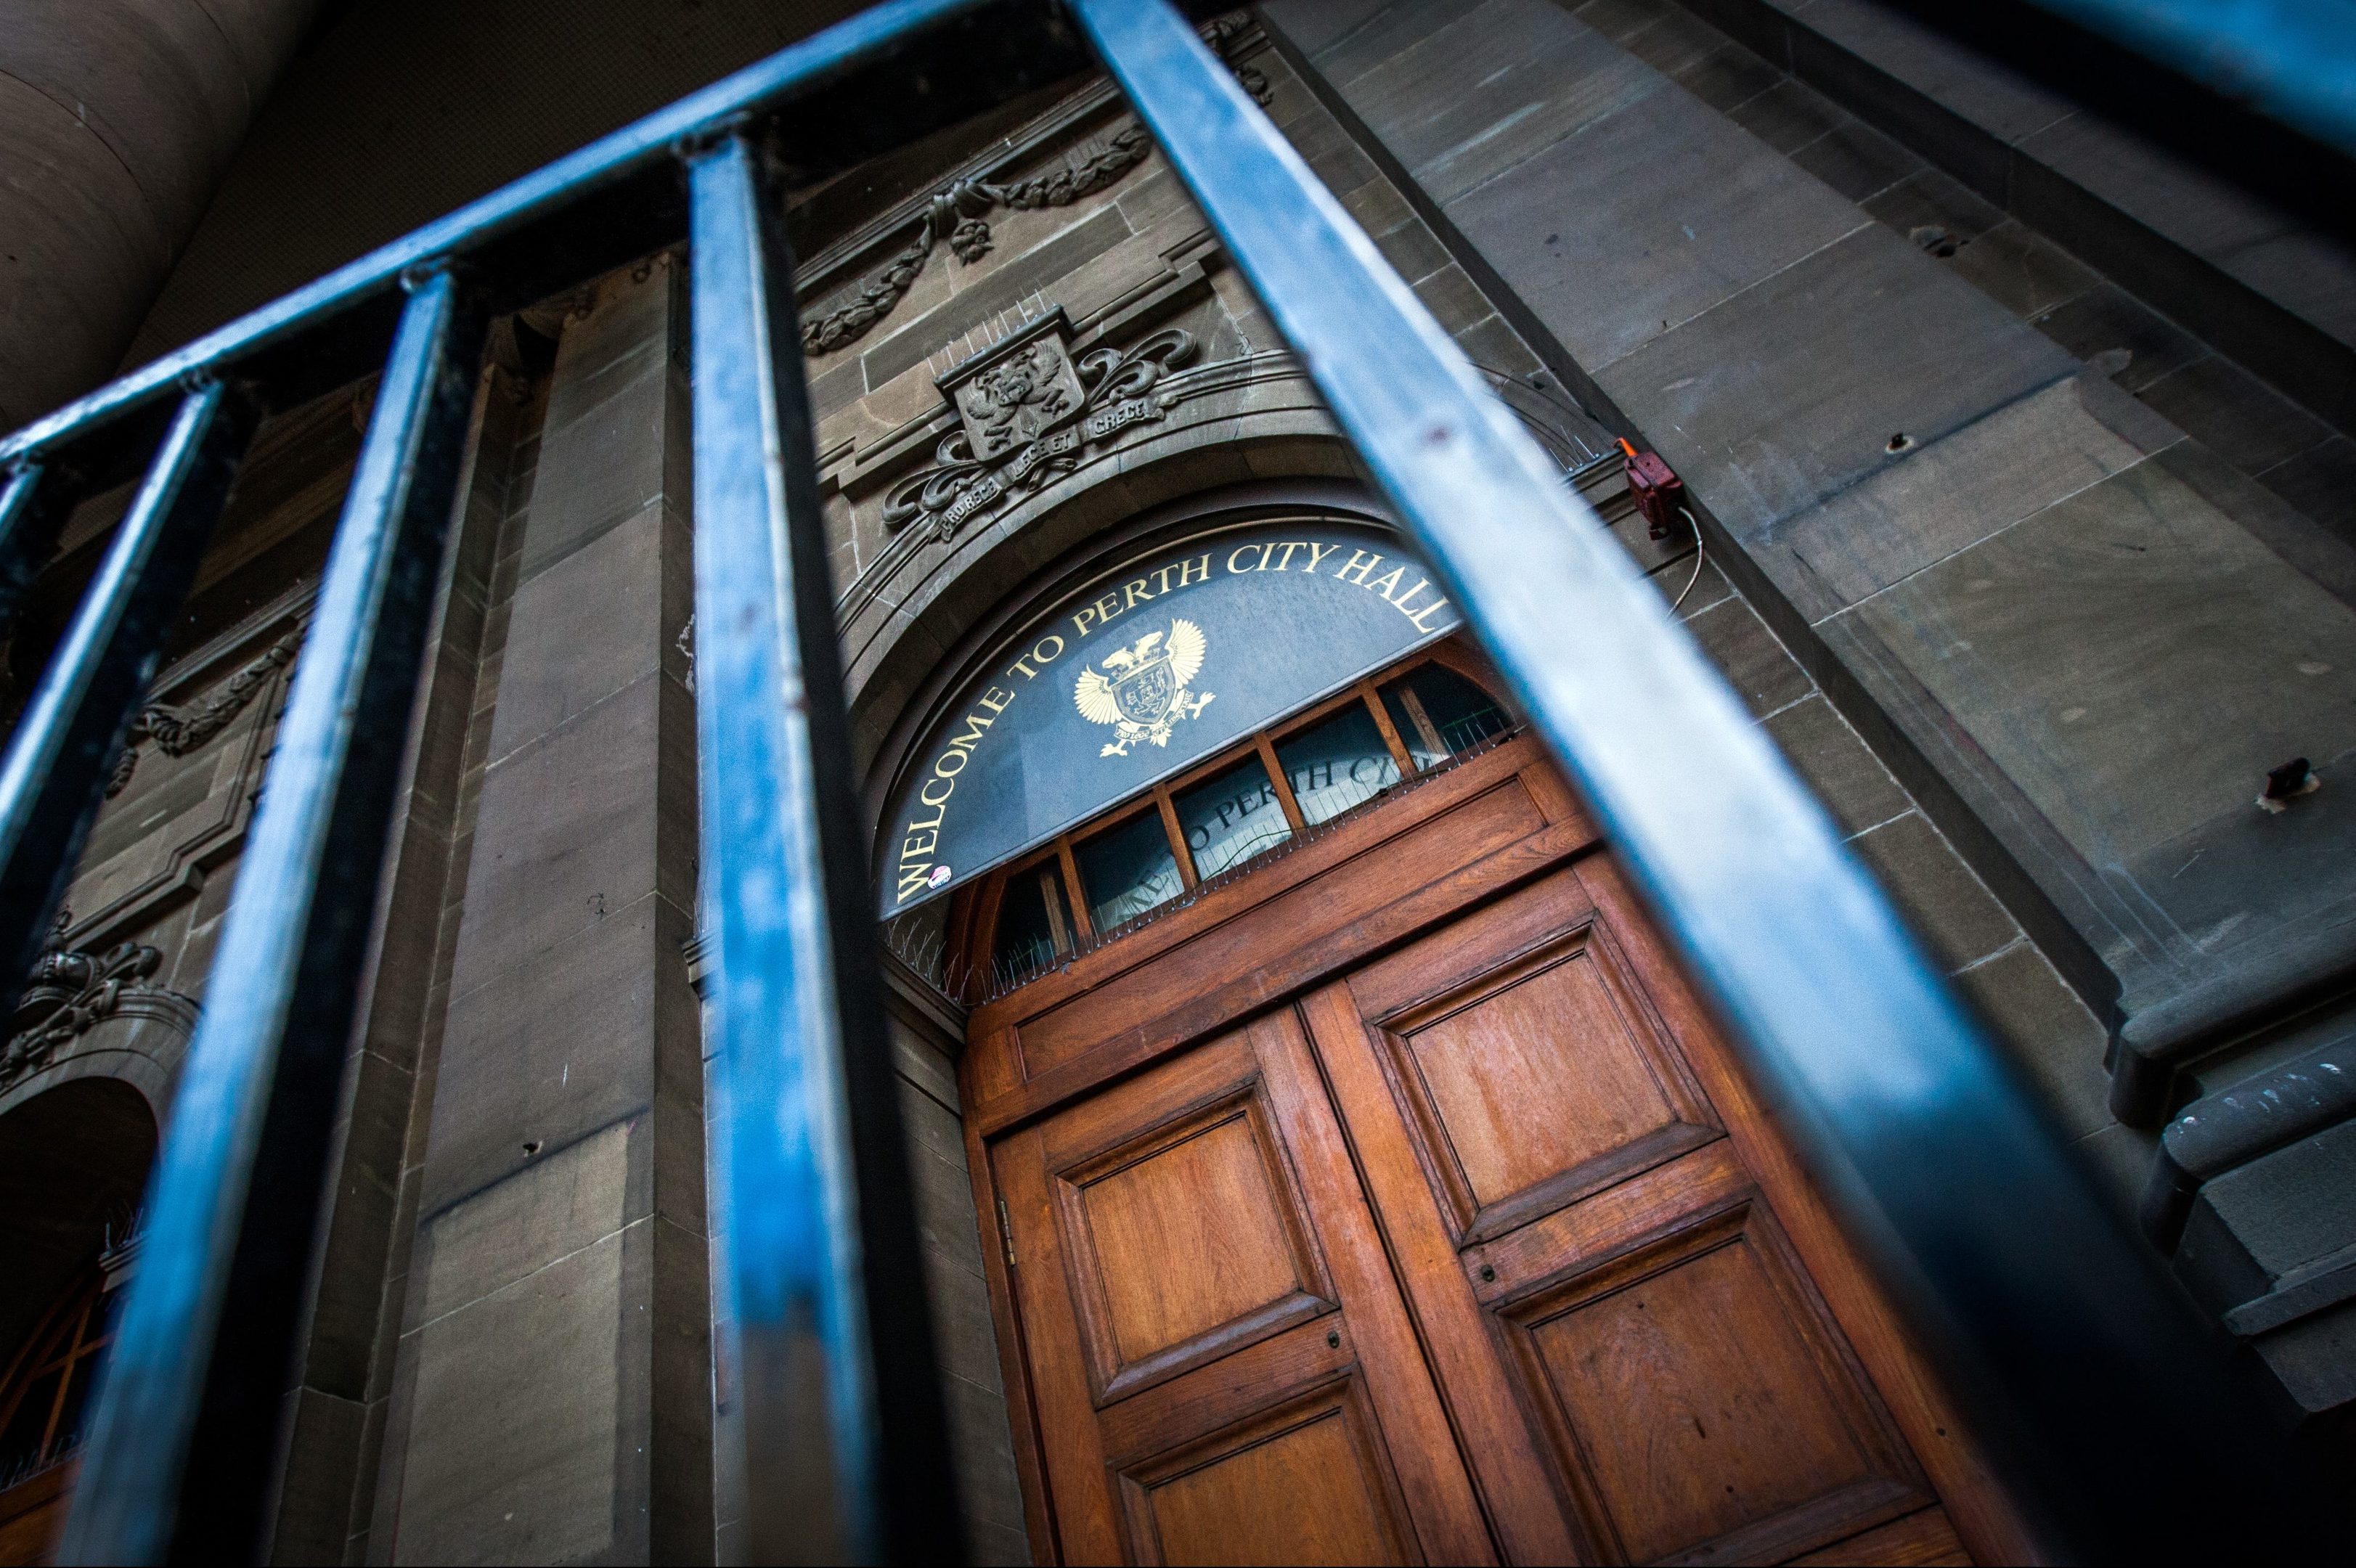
left=107, top=626, right=302, bottom=798
left=3, top=911, right=197, bottom=1090
left=801, top=20, right=1270, bottom=359
left=883, top=322, right=1201, bottom=541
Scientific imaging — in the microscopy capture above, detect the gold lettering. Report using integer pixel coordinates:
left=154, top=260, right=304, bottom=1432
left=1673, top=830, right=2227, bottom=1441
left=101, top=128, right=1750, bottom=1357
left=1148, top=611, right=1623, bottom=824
left=1178, top=552, right=1209, bottom=587
left=894, top=864, right=932, bottom=903
left=918, top=777, right=955, bottom=809
left=1011, top=633, right=1066, bottom=679
left=1364, top=565, right=1407, bottom=601
left=900, top=830, right=938, bottom=859
left=976, top=684, right=1015, bottom=715
left=1124, top=577, right=1154, bottom=610
left=1228, top=542, right=1269, bottom=574
left=1269, top=541, right=1307, bottom=571
left=1334, top=549, right=1384, bottom=586
left=943, top=711, right=993, bottom=758
left=934, top=748, right=970, bottom=777
left=1302, top=542, right=1339, bottom=573
left=1404, top=595, right=1452, bottom=634
left=1391, top=578, right=1435, bottom=618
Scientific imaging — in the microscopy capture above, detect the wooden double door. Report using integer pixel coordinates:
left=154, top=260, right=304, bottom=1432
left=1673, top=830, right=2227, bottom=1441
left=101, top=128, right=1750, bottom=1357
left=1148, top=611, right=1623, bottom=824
left=961, top=735, right=2019, bottom=1565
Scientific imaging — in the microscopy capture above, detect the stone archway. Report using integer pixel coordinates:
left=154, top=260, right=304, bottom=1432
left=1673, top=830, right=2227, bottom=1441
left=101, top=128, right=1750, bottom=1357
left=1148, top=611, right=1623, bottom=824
left=0, top=1077, right=158, bottom=1451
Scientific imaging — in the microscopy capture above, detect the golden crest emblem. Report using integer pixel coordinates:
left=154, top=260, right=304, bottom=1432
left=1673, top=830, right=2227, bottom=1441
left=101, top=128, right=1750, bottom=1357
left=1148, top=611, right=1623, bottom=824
left=1073, top=618, right=1215, bottom=757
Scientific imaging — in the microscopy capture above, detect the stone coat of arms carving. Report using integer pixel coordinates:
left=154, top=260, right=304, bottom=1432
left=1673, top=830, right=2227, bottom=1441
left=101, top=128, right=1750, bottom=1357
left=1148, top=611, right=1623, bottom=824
left=884, top=311, right=1199, bottom=542
left=1073, top=618, right=1214, bottom=756
left=956, top=337, right=1085, bottom=460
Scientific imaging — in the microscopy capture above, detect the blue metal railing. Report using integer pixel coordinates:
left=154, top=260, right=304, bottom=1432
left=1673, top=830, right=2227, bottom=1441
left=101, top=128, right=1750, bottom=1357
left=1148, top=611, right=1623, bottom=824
left=0, top=0, right=2322, bottom=1559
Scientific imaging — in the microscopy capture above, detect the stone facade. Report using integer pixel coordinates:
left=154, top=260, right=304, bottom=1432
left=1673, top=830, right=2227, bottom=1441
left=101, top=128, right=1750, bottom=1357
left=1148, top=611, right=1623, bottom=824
left=2, top=1, right=2353, bottom=1562
left=1254, top=0, right=2356, bottom=1430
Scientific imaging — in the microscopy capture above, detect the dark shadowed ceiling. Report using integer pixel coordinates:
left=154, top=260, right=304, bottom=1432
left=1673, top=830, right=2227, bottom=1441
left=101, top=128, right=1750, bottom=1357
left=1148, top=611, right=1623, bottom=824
left=121, top=0, right=876, bottom=372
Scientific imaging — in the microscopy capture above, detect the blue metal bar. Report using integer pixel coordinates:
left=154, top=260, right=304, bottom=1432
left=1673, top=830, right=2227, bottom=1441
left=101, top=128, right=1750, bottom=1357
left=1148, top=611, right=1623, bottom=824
left=684, top=132, right=956, bottom=1565
left=0, top=388, right=253, bottom=1008
left=2017, top=0, right=2356, bottom=158
left=0, top=0, right=1054, bottom=472
left=62, top=264, right=488, bottom=1564
left=1072, top=0, right=2317, bottom=1554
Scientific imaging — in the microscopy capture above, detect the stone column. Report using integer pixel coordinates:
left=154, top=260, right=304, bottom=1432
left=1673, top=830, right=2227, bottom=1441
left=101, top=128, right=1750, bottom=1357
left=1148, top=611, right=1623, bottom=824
left=0, top=0, right=323, bottom=427
left=370, top=259, right=709, bottom=1564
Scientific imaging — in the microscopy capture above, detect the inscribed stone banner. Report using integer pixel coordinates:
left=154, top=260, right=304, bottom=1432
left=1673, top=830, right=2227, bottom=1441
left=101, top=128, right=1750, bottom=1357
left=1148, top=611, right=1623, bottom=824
left=878, top=520, right=1462, bottom=915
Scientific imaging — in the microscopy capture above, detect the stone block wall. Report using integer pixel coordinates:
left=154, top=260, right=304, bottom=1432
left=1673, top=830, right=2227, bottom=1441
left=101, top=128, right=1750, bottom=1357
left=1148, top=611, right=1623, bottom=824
left=363, top=261, right=711, bottom=1564
left=267, top=363, right=534, bottom=1564
left=16, top=6, right=2353, bottom=1558
left=1259, top=0, right=2356, bottom=1437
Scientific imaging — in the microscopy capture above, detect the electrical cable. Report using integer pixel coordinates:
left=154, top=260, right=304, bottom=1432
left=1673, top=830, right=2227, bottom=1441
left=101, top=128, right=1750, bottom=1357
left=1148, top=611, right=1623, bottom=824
left=1671, top=504, right=1706, bottom=611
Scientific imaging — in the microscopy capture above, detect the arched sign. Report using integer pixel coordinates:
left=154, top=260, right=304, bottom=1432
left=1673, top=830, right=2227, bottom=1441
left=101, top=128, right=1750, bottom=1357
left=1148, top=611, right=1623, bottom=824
left=878, top=519, right=1463, bottom=915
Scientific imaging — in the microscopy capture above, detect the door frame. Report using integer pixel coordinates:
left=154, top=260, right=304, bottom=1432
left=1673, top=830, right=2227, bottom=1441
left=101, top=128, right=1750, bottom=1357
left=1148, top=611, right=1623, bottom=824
left=947, top=652, right=2033, bottom=1564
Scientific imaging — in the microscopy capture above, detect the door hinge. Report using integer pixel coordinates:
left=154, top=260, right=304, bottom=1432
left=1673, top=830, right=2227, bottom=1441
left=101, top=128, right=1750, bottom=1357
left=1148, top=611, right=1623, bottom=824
left=996, top=1197, right=1017, bottom=1270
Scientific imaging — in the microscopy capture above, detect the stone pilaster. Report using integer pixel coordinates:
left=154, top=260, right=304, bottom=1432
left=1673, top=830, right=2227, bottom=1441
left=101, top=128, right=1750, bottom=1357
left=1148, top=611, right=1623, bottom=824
left=370, top=259, right=708, bottom=1565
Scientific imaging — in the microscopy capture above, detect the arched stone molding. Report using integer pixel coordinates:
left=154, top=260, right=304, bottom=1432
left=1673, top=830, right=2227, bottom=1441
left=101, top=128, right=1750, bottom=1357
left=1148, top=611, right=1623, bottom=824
left=0, top=990, right=198, bottom=1127
left=0, top=1075, right=158, bottom=1388
left=839, top=348, right=1616, bottom=807
left=843, top=359, right=1357, bottom=785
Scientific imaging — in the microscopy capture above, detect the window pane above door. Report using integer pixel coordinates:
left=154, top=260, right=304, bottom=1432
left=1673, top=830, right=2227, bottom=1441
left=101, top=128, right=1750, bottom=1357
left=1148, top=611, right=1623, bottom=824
left=1076, top=810, right=1184, bottom=934
left=1382, top=663, right=1509, bottom=771
left=1174, top=756, right=1292, bottom=880
left=1276, top=702, right=1401, bottom=827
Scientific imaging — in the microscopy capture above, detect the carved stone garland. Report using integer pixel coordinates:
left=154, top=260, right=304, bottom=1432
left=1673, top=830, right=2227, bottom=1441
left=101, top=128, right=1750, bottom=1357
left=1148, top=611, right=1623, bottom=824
left=801, top=18, right=1269, bottom=358
left=2, top=910, right=197, bottom=1090
left=107, top=626, right=302, bottom=798
left=884, top=326, right=1201, bottom=540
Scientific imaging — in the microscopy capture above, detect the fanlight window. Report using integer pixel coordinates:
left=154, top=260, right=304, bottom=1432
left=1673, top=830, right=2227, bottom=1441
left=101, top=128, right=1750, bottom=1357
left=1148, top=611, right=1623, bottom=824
left=973, top=646, right=1507, bottom=997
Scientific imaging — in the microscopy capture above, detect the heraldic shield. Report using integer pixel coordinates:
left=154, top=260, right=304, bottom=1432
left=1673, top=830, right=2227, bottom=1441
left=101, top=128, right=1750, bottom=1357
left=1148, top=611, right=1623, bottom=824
left=1074, top=618, right=1214, bottom=757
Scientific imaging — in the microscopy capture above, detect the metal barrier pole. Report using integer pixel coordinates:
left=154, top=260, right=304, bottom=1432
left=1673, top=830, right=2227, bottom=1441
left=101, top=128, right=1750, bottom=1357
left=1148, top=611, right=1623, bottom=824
left=1071, top=0, right=2318, bottom=1554
left=683, top=130, right=957, bottom=1565
left=62, top=264, right=488, bottom=1564
left=0, top=388, right=253, bottom=1003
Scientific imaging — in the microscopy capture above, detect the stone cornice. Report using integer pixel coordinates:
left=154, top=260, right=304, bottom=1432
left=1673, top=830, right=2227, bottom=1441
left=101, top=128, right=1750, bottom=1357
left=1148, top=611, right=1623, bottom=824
left=791, top=15, right=1268, bottom=354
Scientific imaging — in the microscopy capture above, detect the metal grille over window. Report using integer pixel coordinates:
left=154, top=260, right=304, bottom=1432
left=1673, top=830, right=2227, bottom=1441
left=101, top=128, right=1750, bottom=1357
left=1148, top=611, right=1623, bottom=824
left=1174, top=755, right=1292, bottom=878
left=1075, top=809, right=1183, bottom=935
left=963, top=649, right=1516, bottom=1001
left=1382, top=663, right=1507, bottom=772
left=1276, top=701, right=1401, bottom=826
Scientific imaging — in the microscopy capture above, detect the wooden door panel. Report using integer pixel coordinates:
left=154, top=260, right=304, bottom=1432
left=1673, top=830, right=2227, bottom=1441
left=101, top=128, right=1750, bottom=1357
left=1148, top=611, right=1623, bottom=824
left=1367, top=920, right=1719, bottom=1244
left=1297, top=982, right=1590, bottom=1565
left=1793, top=1506, right=1972, bottom=1566
left=992, top=1021, right=1496, bottom=1564
left=1298, top=862, right=1943, bottom=1565
left=1029, top=1030, right=1337, bottom=1405
left=1000, top=756, right=1565, bottom=1087
left=1117, top=1376, right=1417, bottom=1567
left=1053, top=1082, right=1331, bottom=1401
left=1499, top=1201, right=1921, bottom=1564
left=1463, top=1138, right=1749, bottom=1306
left=969, top=724, right=2026, bottom=1564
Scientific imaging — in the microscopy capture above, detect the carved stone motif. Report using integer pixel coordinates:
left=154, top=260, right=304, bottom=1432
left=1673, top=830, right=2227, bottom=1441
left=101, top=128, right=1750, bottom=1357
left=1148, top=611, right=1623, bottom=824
left=801, top=20, right=1270, bottom=359
left=955, top=331, right=1088, bottom=460
left=107, top=626, right=302, bottom=798
left=2, top=910, right=196, bottom=1089
left=884, top=319, right=1201, bottom=541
